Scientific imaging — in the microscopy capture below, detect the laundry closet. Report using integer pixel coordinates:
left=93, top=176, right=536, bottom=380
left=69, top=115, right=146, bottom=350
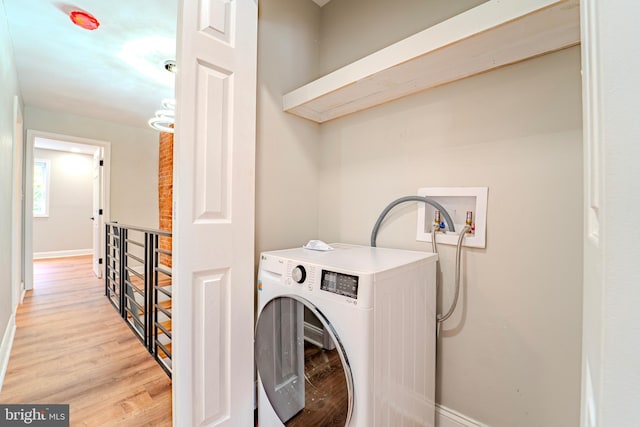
left=255, top=0, right=584, bottom=426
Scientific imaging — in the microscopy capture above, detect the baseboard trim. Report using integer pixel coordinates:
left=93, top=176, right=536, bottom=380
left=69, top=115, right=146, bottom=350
left=33, top=249, right=93, bottom=259
left=0, top=314, right=16, bottom=393
left=436, top=404, right=487, bottom=427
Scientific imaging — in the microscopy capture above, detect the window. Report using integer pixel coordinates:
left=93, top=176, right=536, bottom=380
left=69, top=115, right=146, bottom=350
left=33, top=159, right=50, bottom=217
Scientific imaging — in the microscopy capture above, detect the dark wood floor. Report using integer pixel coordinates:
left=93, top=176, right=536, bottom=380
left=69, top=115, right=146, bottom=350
left=286, top=342, right=349, bottom=427
left=0, top=256, right=172, bottom=426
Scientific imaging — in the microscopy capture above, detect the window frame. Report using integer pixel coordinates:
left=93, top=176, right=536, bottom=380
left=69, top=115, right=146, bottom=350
left=33, top=158, right=51, bottom=218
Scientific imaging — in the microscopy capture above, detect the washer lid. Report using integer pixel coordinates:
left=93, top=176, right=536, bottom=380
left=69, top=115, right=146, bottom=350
left=262, top=243, right=436, bottom=274
left=255, top=295, right=353, bottom=426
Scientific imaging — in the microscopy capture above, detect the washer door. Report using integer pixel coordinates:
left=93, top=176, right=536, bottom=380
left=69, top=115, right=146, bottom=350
left=255, top=295, right=353, bottom=426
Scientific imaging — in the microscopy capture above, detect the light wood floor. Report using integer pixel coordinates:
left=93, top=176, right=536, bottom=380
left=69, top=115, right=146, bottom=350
left=0, top=256, right=172, bottom=426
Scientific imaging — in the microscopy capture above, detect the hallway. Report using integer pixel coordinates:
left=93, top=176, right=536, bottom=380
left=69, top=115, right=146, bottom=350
left=0, top=256, right=172, bottom=426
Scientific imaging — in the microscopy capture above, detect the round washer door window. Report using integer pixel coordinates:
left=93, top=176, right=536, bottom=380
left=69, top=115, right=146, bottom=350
left=255, top=296, right=353, bottom=426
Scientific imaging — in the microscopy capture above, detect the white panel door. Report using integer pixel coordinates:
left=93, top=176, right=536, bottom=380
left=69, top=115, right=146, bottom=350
left=92, top=148, right=103, bottom=278
left=173, top=0, right=258, bottom=426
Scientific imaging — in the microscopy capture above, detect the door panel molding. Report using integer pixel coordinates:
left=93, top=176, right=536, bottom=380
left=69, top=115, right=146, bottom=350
left=193, top=270, right=230, bottom=425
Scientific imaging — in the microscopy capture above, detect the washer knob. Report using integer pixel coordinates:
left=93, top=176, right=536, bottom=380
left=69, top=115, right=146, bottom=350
left=292, top=265, right=306, bottom=284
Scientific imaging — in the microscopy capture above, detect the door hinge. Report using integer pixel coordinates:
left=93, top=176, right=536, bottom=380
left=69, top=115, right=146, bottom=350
left=99, top=209, right=103, bottom=215
left=99, top=258, right=103, bottom=265
left=99, top=160, right=104, bottom=166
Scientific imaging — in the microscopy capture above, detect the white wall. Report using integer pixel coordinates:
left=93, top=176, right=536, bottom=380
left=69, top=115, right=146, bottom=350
left=318, top=0, right=487, bottom=75
left=32, top=148, right=93, bottom=254
left=255, top=0, right=322, bottom=257
left=25, top=107, right=159, bottom=228
left=0, top=0, right=21, bottom=386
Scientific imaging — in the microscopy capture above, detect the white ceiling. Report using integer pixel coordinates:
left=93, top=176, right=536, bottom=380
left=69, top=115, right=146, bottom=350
left=4, top=0, right=178, bottom=130
left=4, top=0, right=334, bottom=132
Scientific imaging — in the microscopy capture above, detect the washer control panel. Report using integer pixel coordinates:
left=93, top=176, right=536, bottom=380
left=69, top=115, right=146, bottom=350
left=286, top=262, right=359, bottom=300
left=320, top=270, right=359, bottom=299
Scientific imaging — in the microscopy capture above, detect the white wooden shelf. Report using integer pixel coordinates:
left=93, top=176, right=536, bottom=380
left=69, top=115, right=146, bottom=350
left=283, top=0, right=580, bottom=123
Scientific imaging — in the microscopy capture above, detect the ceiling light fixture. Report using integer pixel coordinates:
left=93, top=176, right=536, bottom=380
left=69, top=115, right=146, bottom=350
left=69, top=11, right=100, bottom=31
left=161, top=98, right=175, bottom=110
left=148, top=98, right=175, bottom=133
left=164, top=60, right=177, bottom=74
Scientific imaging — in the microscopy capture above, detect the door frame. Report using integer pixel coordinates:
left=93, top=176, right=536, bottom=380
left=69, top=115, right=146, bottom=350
left=24, top=130, right=111, bottom=290
left=579, top=0, right=640, bottom=424
left=11, top=96, right=24, bottom=310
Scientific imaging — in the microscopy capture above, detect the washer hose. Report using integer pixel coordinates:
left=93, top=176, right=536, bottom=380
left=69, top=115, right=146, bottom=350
left=436, top=225, right=470, bottom=336
left=370, top=196, right=468, bottom=337
left=370, top=196, right=455, bottom=247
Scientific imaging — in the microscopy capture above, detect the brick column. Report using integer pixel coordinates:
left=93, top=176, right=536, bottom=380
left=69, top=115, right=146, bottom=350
left=158, top=131, right=173, bottom=268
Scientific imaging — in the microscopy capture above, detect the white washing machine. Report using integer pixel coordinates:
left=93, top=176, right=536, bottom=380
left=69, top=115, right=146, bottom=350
left=255, top=243, right=438, bottom=427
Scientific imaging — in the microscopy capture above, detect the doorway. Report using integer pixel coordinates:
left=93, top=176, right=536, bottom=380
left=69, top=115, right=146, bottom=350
left=24, top=130, right=111, bottom=290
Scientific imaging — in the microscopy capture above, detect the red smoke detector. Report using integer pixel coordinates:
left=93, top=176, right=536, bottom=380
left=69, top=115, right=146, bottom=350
left=69, top=11, right=100, bottom=31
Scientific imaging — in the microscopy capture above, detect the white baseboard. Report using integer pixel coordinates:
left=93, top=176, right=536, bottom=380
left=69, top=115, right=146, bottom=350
left=33, top=248, right=93, bottom=259
left=0, top=314, right=16, bottom=393
left=436, top=404, right=488, bottom=427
